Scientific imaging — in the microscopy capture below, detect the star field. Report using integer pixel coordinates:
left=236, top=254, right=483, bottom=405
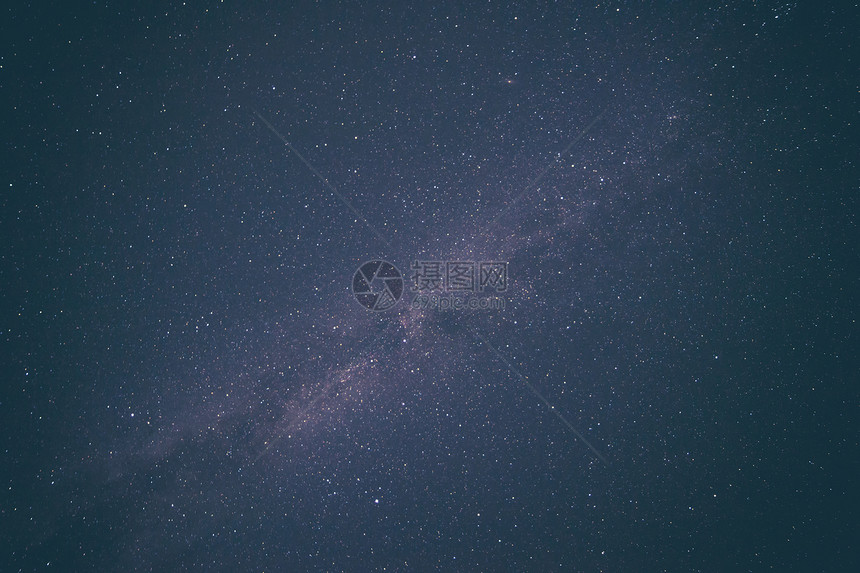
left=1, top=2, right=856, bottom=571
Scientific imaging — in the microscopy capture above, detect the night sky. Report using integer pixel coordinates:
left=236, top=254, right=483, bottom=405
left=2, top=2, right=856, bottom=571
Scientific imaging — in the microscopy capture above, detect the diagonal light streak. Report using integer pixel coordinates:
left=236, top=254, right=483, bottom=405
left=251, top=107, right=395, bottom=252
left=468, top=326, right=609, bottom=465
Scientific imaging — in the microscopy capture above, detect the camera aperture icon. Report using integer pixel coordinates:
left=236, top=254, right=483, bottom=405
left=352, top=260, right=403, bottom=311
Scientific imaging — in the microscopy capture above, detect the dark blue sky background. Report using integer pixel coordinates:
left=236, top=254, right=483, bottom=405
left=1, top=2, right=856, bottom=571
